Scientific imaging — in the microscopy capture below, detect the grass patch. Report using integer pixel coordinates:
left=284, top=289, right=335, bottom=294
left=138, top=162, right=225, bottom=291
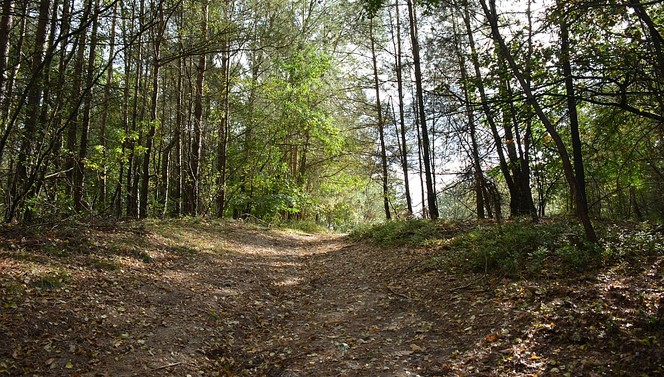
left=42, top=244, right=71, bottom=257
left=93, top=259, right=121, bottom=271
left=32, top=271, right=69, bottom=290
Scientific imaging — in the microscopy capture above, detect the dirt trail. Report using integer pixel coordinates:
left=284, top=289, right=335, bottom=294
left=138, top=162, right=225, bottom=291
left=5, top=222, right=660, bottom=376
left=1, top=222, right=503, bottom=376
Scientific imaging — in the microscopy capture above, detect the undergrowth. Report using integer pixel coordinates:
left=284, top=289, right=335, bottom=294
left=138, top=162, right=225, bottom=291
left=350, top=219, right=443, bottom=246
left=352, top=218, right=664, bottom=277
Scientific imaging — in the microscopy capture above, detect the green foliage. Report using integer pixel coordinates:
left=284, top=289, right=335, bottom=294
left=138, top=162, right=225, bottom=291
left=342, top=218, right=634, bottom=278
left=449, top=220, right=594, bottom=276
left=350, top=219, right=443, bottom=246
left=600, top=222, right=664, bottom=261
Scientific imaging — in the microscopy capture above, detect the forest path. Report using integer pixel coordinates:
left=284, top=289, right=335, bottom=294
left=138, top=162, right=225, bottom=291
left=104, top=222, right=503, bottom=377
left=3, top=221, right=663, bottom=376
left=1, top=221, right=504, bottom=376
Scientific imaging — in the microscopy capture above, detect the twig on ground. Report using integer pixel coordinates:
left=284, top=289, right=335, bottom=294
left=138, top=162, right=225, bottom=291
left=151, top=362, right=184, bottom=371
left=385, top=284, right=411, bottom=301
left=448, top=275, right=486, bottom=294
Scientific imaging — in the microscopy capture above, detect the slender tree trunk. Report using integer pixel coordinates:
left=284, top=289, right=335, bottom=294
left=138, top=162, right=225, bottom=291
left=186, top=0, right=208, bottom=216
left=390, top=1, right=413, bottom=216
left=452, top=16, right=490, bottom=218
left=560, top=18, right=589, bottom=216
left=412, top=88, right=427, bottom=218
left=0, top=0, right=13, bottom=154
left=0, top=1, right=27, bottom=167
left=139, top=2, right=164, bottom=218
left=406, top=0, right=438, bottom=219
left=215, top=21, right=230, bottom=218
left=74, top=0, right=100, bottom=212
left=99, top=1, right=117, bottom=211
left=66, top=2, right=92, bottom=196
left=370, top=18, right=391, bottom=220
left=172, top=42, right=184, bottom=216
left=125, top=0, right=145, bottom=218
left=462, top=5, right=522, bottom=217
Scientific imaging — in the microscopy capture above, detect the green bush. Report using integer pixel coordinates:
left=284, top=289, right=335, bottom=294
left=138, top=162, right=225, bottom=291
left=351, top=218, right=663, bottom=277
left=449, top=220, right=593, bottom=276
left=350, top=219, right=443, bottom=246
left=600, top=222, right=664, bottom=261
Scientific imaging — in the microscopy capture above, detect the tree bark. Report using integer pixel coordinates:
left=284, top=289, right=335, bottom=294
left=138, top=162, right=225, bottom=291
left=452, top=15, right=491, bottom=218
left=216, top=0, right=231, bottom=218
left=560, top=18, right=589, bottom=216
left=74, top=0, right=100, bottom=212
left=99, top=0, right=117, bottom=211
left=139, top=1, right=164, bottom=218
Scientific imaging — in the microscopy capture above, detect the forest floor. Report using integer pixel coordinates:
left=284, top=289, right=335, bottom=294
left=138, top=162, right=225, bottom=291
left=0, top=219, right=662, bottom=376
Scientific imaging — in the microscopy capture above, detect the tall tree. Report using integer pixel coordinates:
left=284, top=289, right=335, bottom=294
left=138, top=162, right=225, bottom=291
left=389, top=1, right=413, bottom=216
left=370, top=16, right=391, bottom=220
left=405, top=0, right=438, bottom=219
left=139, top=0, right=165, bottom=218
left=185, top=0, right=209, bottom=216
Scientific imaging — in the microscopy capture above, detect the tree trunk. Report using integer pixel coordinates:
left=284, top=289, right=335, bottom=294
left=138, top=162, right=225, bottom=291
left=451, top=13, right=491, bottom=218
left=560, top=18, right=589, bottom=217
left=74, top=0, right=100, bottom=212
left=186, top=0, right=208, bottom=216
left=0, top=1, right=27, bottom=167
left=462, top=5, right=526, bottom=219
left=172, top=40, right=184, bottom=216
left=406, top=0, right=438, bottom=219
left=216, top=2, right=231, bottom=218
left=99, top=0, right=117, bottom=211
left=139, top=2, right=164, bottom=218
left=0, top=0, right=13, bottom=151
left=66, top=2, right=91, bottom=199
left=391, top=1, right=413, bottom=216
left=370, top=17, right=391, bottom=220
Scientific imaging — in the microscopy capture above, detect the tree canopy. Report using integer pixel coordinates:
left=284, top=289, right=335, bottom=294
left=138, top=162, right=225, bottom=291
left=0, top=0, right=661, bottom=232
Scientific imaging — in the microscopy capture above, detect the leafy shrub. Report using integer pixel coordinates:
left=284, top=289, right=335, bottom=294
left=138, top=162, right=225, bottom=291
left=600, top=222, right=664, bottom=261
left=350, top=219, right=443, bottom=246
left=448, top=220, right=593, bottom=276
left=352, top=218, right=663, bottom=277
